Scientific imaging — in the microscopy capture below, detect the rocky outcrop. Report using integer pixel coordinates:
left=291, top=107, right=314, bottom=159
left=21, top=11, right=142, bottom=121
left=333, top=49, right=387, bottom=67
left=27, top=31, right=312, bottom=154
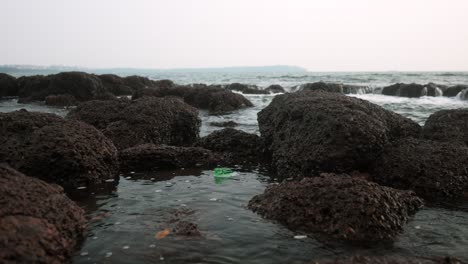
left=423, top=109, right=468, bottom=145
left=382, top=83, right=425, bottom=97
left=0, top=110, right=119, bottom=189
left=68, top=97, right=201, bottom=150
left=0, top=73, right=17, bottom=97
left=265, top=84, right=285, bottom=93
left=0, top=164, right=86, bottom=263
left=248, top=174, right=423, bottom=242
left=444, top=85, right=468, bottom=97
left=311, top=255, right=462, bottom=264
left=17, top=72, right=108, bottom=103
left=172, top=221, right=201, bottom=237
left=209, top=121, right=239, bottom=127
left=123, top=75, right=154, bottom=89
left=372, top=138, right=468, bottom=200
left=133, top=84, right=253, bottom=114
left=258, top=91, right=421, bottom=178
left=300, top=82, right=343, bottom=93
left=45, top=94, right=78, bottom=106
left=119, top=144, right=218, bottom=172
left=99, top=74, right=134, bottom=95
left=226, top=83, right=269, bottom=94
left=195, top=128, right=263, bottom=166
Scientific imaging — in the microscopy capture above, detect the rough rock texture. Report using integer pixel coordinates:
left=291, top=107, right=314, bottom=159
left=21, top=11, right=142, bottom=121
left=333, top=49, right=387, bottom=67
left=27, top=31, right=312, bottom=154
left=68, top=97, right=201, bottom=150
left=0, top=165, right=86, bottom=263
left=248, top=174, right=423, bottom=242
left=133, top=84, right=253, bottom=114
left=311, top=255, right=462, bottom=264
left=0, top=110, right=119, bottom=189
left=372, top=138, right=468, bottom=200
left=265, top=84, right=285, bottom=93
left=226, top=83, right=269, bottom=94
left=342, top=84, right=373, bottom=94
left=17, top=72, right=108, bottom=103
left=123, top=75, right=154, bottom=89
left=300, top=82, right=344, bottom=93
left=172, top=221, right=201, bottom=237
left=209, top=121, right=239, bottom=127
left=258, top=91, right=421, bottom=178
left=423, top=83, right=447, bottom=97
left=45, top=94, right=78, bottom=106
left=195, top=128, right=263, bottom=165
left=423, top=109, right=468, bottom=145
left=444, top=85, right=468, bottom=97
left=99, top=74, right=134, bottom=95
left=119, top=144, right=219, bottom=172
left=382, top=83, right=425, bottom=98
left=0, top=73, right=17, bottom=97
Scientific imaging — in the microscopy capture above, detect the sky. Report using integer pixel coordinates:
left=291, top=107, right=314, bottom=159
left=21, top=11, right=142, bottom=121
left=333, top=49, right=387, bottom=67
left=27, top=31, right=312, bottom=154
left=1, top=0, right=468, bottom=71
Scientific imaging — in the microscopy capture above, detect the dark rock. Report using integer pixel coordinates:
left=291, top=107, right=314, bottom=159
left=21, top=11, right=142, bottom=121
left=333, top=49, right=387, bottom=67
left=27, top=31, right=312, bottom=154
left=0, top=110, right=119, bottom=189
left=123, top=75, right=154, bottom=89
left=342, top=84, right=373, bottom=94
left=265, top=84, right=285, bottom=93
left=0, top=164, right=86, bottom=263
left=17, top=72, right=107, bottom=103
left=133, top=84, right=253, bottom=114
left=172, top=221, right=201, bottom=237
left=209, top=121, right=239, bottom=127
left=0, top=73, right=17, bottom=97
left=99, top=74, right=134, bottom=95
left=195, top=128, right=263, bottom=165
left=258, top=91, right=421, bottom=178
left=226, top=83, right=269, bottom=94
left=45, top=94, right=78, bottom=106
left=423, top=83, right=447, bottom=97
left=382, top=83, right=425, bottom=97
left=68, top=97, right=201, bottom=150
left=311, top=255, right=462, bottom=264
left=300, top=82, right=343, bottom=93
left=423, top=109, right=468, bottom=145
left=119, top=144, right=219, bottom=172
left=372, top=138, right=468, bottom=200
left=153, top=79, right=176, bottom=89
left=248, top=174, right=423, bottom=242
left=444, top=85, right=468, bottom=97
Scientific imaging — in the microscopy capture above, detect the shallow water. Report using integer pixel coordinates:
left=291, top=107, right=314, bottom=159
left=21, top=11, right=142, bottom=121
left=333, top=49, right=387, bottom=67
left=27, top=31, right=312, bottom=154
left=2, top=73, right=468, bottom=263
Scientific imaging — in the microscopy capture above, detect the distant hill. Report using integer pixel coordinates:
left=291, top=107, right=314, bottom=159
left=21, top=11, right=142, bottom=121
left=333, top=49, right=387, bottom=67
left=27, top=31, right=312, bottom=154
left=0, top=65, right=307, bottom=77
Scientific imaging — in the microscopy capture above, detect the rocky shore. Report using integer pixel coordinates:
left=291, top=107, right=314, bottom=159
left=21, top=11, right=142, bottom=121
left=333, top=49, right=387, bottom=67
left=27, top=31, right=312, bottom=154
left=1, top=72, right=467, bottom=262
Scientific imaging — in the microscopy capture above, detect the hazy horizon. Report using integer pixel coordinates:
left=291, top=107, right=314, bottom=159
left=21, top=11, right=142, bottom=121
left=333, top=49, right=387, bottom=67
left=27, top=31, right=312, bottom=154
left=2, top=0, right=468, bottom=71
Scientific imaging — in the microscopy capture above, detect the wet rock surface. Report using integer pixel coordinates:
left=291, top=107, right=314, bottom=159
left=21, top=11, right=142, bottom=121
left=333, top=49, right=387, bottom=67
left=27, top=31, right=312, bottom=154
left=0, top=164, right=86, bottom=263
left=423, top=109, right=468, bottom=145
left=133, top=84, right=253, bottom=114
left=311, top=255, right=462, bottom=264
left=444, top=85, right=468, bottom=97
left=382, top=83, right=425, bottom=97
left=68, top=97, right=201, bottom=150
left=248, top=174, right=423, bottom=242
left=265, top=84, right=285, bottom=93
left=172, top=221, right=202, bottom=237
left=195, top=128, right=263, bottom=166
left=0, top=110, right=119, bottom=189
left=45, top=94, right=78, bottom=106
left=17, top=72, right=108, bottom=103
left=372, top=138, right=468, bottom=201
left=226, top=83, right=269, bottom=94
left=258, top=91, right=421, bottom=178
left=300, top=82, right=344, bottom=93
left=0, top=73, right=17, bottom=97
left=119, top=144, right=219, bottom=172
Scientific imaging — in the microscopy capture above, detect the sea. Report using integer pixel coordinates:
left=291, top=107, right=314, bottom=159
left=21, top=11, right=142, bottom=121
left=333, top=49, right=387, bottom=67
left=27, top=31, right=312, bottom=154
left=1, top=71, right=468, bottom=263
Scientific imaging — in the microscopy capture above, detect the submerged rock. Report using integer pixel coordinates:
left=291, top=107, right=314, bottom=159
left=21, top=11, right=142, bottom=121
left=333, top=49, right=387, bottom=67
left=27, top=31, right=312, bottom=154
left=209, top=121, right=239, bottom=127
left=68, top=97, right=201, bottom=150
left=119, top=144, right=218, bottom=172
left=444, top=85, right=468, bottom=97
left=248, top=174, right=423, bottom=242
left=311, top=255, right=462, bottom=264
left=17, top=72, right=108, bottom=103
left=133, top=84, right=253, bottom=114
left=0, top=110, right=119, bottom=189
left=0, top=164, right=86, bottom=263
left=226, top=83, right=269, bottom=94
left=195, top=128, right=263, bottom=165
left=372, top=138, right=468, bottom=200
left=172, top=221, right=201, bottom=237
left=265, top=84, right=285, bottom=93
left=258, top=91, right=421, bottom=178
left=45, top=94, right=78, bottom=106
left=423, top=109, right=468, bottom=145
left=0, top=73, right=17, bottom=97
left=382, top=83, right=425, bottom=98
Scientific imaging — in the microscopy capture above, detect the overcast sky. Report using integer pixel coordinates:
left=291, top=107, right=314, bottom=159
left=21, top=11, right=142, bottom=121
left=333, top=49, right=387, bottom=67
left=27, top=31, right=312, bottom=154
left=1, top=0, right=468, bottom=71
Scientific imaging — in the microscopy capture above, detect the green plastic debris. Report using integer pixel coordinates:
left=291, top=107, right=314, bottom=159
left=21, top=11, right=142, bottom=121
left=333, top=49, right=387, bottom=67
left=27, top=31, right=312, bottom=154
left=213, top=168, right=233, bottom=178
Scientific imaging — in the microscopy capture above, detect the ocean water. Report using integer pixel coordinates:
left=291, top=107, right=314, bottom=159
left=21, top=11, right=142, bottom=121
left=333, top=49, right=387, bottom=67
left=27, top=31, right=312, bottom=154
left=1, top=71, right=468, bottom=263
